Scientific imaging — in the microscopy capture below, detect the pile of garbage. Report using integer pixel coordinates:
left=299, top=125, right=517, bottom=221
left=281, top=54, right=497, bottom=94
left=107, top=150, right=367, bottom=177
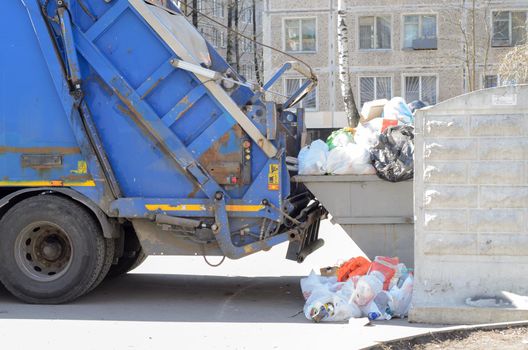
left=300, top=256, right=413, bottom=323
left=298, top=97, right=423, bottom=182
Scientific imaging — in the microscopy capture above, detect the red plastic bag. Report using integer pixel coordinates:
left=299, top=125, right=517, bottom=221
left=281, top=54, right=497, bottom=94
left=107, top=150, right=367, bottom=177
left=369, top=256, right=399, bottom=290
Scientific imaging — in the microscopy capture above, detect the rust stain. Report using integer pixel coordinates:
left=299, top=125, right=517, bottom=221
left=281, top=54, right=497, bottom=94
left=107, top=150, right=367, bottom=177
left=174, top=96, right=193, bottom=122
left=141, top=78, right=163, bottom=100
left=188, top=182, right=201, bottom=198
left=0, top=147, right=80, bottom=155
left=199, top=126, right=244, bottom=186
left=60, top=174, right=93, bottom=182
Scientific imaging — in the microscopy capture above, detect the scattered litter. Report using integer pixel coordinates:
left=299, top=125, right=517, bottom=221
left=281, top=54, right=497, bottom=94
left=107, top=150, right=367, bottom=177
left=326, top=127, right=355, bottom=150
left=320, top=266, right=339, bottom=277
left=300, top=256, right=413, bottom=323
left=298, top=140, right=328, bottom=175
left=370, top=125, right=414, bottom=182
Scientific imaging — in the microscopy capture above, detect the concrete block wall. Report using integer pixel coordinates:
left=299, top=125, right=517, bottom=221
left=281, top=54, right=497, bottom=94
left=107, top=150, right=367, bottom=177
left=411, top=85, right=528, bottom=325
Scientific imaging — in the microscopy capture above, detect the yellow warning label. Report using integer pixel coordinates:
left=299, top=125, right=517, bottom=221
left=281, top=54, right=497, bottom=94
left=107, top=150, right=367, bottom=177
left=71, top=161, right=88, bottom=174
left=268, top=164, right=279, bottom=191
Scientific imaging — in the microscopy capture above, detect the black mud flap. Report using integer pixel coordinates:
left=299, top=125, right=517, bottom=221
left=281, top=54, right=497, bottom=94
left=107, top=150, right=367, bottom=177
left=286, top=201, right=327, bottom=263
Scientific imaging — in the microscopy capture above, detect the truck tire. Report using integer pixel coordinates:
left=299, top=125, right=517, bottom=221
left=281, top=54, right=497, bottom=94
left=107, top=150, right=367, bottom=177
left=86, top=238, right=115, bottom=293
left=0, top=196, right=107, bottom=304
left=106, top=248, right=146, bottom=278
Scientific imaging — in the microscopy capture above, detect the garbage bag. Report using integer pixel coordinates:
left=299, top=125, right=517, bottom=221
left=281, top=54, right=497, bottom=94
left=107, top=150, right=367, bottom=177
left=326, top=127, right=355, bottom=151
left=298, top=140, right=328, bottom=175
left=337, top=256, right=371, bottom=282
left=353, top=274, right=383, bottom=307
left=326, top=144, right=376, bottom=175
left=354, top=118, right=383, bottom=149
left=304, top=280, right=362, bottom=322
left=369, top=256, right=400, bottom=290
left=300, top=270, right=337, bottom=300
left=408, top=100, right=427, bottom=114
left=383, top=97, right=414, bottom=125
left=388, top=274, right=414, bottom=317
left=370, top=125, right=414, bottom=182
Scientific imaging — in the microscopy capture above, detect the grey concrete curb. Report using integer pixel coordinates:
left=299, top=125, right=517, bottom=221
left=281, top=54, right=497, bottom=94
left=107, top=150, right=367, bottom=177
left=360, top=320, right=528, bottom=350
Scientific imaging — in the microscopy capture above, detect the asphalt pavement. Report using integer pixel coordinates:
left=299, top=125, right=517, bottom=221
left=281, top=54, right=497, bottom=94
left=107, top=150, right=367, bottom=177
left=0, top=220, right=446, bottom=350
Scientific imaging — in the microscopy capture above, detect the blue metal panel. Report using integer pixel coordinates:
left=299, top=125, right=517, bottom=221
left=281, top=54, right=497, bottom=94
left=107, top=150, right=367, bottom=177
left=1, top=0, right=320, bottom=260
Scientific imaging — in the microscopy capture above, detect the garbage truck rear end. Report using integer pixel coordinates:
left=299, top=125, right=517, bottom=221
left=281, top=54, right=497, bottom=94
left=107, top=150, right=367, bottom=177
left=0, top=0, right=326, bottom=303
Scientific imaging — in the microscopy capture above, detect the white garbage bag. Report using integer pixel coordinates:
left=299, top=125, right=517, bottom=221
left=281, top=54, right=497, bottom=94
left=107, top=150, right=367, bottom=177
left=303, top=280, right=362, bottom=322
left=354, top=118, right=383, bottom=149
left=326, top=144, right=376, bottom=175
left=388, top=274, right=414, bottom=317
left=300, top=270, right=337, bottom=300
left=353, top=274, right=383, bottom=306
left=298, top=140, right=328, bottom=175
left=383, top=97, right=414, bottom=125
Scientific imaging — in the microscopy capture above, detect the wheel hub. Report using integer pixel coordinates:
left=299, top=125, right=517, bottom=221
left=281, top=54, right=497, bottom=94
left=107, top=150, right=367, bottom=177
left=15, top=222, right=72, bottom=282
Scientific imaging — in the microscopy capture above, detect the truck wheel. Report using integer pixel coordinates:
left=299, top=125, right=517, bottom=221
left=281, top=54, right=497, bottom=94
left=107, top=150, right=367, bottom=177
left=106, top=248, right=146, bottom=278
left=86, top=238, right=115, bottom=293
left=0, top=196, right=107, bottom=304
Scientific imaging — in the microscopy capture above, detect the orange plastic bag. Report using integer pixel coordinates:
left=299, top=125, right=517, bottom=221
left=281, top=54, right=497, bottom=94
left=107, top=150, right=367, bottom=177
left=337, top=256, right=371, bottom=282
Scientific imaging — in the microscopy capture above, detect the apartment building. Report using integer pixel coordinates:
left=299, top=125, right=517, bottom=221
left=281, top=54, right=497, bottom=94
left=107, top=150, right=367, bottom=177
left=154, top=0, right=263, bottom=80
left=262, top=0, right=528, bottom=131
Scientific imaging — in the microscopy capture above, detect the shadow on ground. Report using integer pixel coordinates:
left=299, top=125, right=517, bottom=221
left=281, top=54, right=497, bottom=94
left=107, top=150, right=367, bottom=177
left=0, top=274, right=309, bottom=323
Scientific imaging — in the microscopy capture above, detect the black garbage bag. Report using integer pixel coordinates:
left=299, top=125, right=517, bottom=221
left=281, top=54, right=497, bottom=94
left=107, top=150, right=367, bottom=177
left=370, top=125, right=414, bottom=182
left=408, top=100, right=427, bottom=114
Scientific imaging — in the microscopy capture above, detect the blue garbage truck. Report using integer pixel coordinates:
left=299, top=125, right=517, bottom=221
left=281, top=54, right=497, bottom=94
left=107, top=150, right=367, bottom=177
left=0, top=0, right=325, bottom=303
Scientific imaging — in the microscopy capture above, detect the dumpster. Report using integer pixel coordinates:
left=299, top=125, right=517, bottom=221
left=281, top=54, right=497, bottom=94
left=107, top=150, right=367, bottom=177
left=294, top=175, right=414, bottom=266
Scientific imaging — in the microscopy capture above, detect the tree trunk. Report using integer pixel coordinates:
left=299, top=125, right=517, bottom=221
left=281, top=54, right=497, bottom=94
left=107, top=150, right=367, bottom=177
left=192, top=0, right=198, bottom=27
left=252, top=0, right=261, bottom=84
left=234, top=0, right=240, bottom=72
left=337, top=0, right=360, bottom=127
left=226, top=0, right=234, bottom=66
left=471, top=0, right=476, bottom=91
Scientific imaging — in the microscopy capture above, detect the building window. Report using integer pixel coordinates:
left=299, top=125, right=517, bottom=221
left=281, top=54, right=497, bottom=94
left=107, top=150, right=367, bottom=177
left=359, top=77, right=392, bottom=107
left=359, top=16, right=391, bottom=50
left=285, top=78, right=317, bottom=110
left=210, top=27, right=218, bottom=47
left=483, top=74, right=517, bottom=88
left=403, top=15, right=437, bottom=49
left=284, top=18, right=316, bottom=53
left=483, top=75, right=499, bottom=88
left=492, top=11, right=527, bottom=47
left=241, top=7, right=253, bottom=24
left=404, top=75, right=437, bottom=105
left=220, top=31, right=226, bottom=48
left=242, top=38, right=253, bottom=53
left=240, top=64, right=254, bottom=80
left=212, top=0, right=225, bottom=18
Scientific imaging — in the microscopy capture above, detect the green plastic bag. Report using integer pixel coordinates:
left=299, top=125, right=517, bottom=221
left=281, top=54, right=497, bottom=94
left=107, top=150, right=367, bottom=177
left=326, top=127, right=355, bottom=151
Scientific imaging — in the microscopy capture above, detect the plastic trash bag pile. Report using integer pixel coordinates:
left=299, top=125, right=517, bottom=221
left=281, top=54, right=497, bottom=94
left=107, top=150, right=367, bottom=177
left=298, top=97, right=425, bottom=182
left=300, top=256, right=414, bottom=323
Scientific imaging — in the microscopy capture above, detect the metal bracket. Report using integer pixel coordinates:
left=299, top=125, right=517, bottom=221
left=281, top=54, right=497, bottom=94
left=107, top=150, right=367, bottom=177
left=212, top=193, right=289, bottom=259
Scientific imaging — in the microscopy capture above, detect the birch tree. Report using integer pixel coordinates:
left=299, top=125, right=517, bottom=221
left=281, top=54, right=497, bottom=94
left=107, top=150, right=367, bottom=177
left=337, top=0, right=360, bottom=127
left=499, top=43, right=528, bottom=84
left=441, top=0, right=493, bottom=92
